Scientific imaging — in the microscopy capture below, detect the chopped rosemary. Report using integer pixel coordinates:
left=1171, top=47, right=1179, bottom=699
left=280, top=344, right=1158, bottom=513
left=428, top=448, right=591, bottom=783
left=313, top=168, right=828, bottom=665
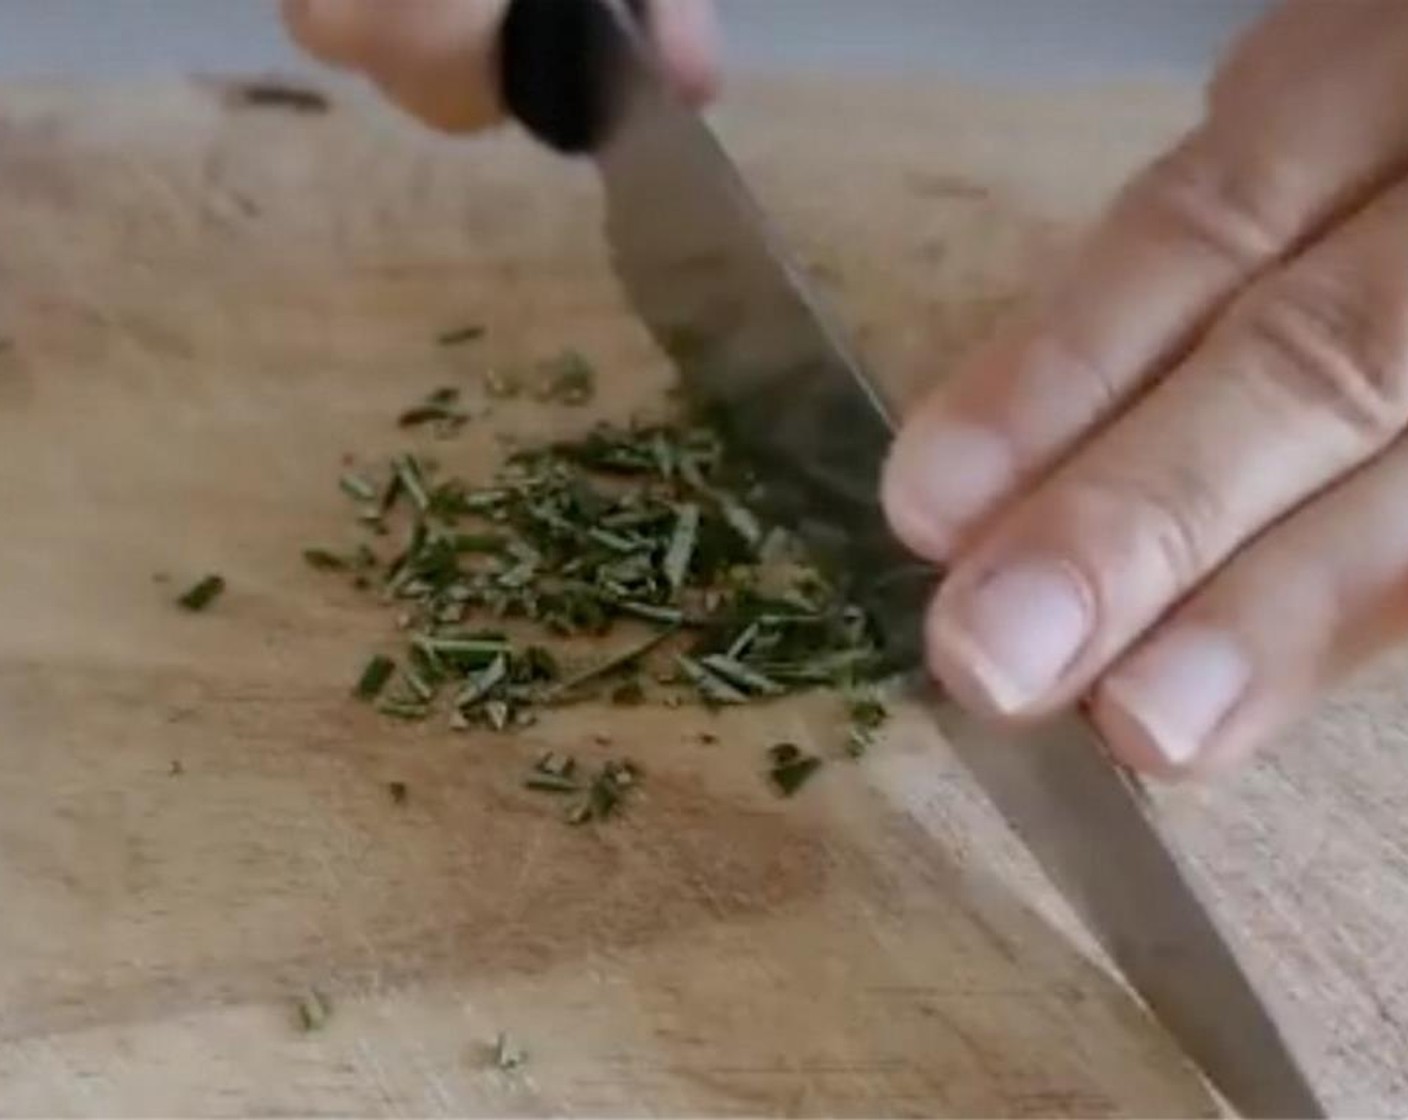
left=176, top=574, right=225, bottom=612
left=492, top=1031, right=526, bottom=1071
left=375, top=698, right=430, bottom=721
left=566, top=760, right=638, bottom=825
left=305, top=409, right=896, bottom=797
left=234, top=81, right=329, bottom=113
left=398, top=386, right=469, bottom=431
left=295, top=988, right=331, bottom=1032
left=767, top=743, right=822, bottom=797
left=302, top=548, right=348, bottom=572
left=846, top=693, right=890, bottom=757
left=437, top=324, right=485, bottom=347
left=340, top=472, right=378, bottom=501
left=354, top=655, right=396, bottom=701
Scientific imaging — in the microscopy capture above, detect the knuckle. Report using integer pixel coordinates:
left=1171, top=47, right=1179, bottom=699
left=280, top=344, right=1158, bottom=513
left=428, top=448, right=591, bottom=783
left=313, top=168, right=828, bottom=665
left=1233, top=273, right=1408, bottom=444
left=1121, top=135, right=1294, bottom=270
left=1062, top=469, right=1223, bottom=592
left=1021, top=328, right=1126, bottom=428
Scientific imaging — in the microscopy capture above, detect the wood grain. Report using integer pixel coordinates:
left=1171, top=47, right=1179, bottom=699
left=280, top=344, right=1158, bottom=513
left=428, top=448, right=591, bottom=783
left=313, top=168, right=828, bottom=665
left=0, top=74, right=1398, bottom=1116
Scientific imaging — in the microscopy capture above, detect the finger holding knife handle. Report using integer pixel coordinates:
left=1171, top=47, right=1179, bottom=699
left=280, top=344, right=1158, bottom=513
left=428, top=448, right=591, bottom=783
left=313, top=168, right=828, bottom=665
left=281, top=0, right=719, bottom=144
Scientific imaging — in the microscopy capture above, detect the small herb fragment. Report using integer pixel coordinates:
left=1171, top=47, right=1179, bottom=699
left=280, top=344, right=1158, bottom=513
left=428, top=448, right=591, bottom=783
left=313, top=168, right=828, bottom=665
left=233, top=82, right=330, bottom=113
left=846, top=693, right=890, bottom=757
left=524, top=751, right=580, bottom=793
left=354, top=654, right=396, bottom=701
left=492, top=1031, right=526, bottom=1071
left=437, top=324, right=485, bottom=347
left=566, top=759, right=638, bottom=825
left=307, top=412, right=895, bottom=797
left=388, top=780, right=409, bottom=805
left=398, top=386, right=469, bottom=433
left=295, top=988, right=331, bottom=1032
left=767, top=742, right=822, bottom=798
left=339, top=472, right=378, bottom=502
left=303, top=548, right=348, bottom=572
left=176, top=574, right=225, bottom=612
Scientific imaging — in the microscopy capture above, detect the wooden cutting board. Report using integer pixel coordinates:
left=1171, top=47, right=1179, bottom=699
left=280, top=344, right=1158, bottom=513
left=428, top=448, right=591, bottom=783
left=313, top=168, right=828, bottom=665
left=0, top=73, right=1402, bottom=1116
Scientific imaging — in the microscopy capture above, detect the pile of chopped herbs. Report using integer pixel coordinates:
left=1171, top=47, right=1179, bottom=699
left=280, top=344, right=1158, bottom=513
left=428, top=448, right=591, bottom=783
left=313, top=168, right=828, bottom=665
left=306, top=371, right=896, bottom=807
left=313, top=421, right=890, bottom=722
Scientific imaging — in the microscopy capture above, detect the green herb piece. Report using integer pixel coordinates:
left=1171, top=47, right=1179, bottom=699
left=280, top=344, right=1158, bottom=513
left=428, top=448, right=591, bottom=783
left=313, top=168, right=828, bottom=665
left=375, top=698, right=431, bottom=721
left=340, top=472, right=378, bottom=501
left=536, top=751, right=576, bottom=778
left=311, top=414, right=894, bottom=748
left=698, top=654, right=783, bottom=697
left=437, top=324, right=485, bottom=347
left=454, top=653, right=508, bottom=708
left=846, top=693, right=890, bottom=757
left=451, top=532, right=509, bottom=554
left=403, top=667, right=436, bottom=703
left=377, top=471, right=404, bottom=517
left=393, top=455, right=431, bottom=512
left=662, top=502, right=700, bottom=590
left=354, top=654, right=396, bottom=701
left=399, top=386, right=468, bottom=430
left=767, top=743, right=822, bottom=797
left=526, top=773, right=578, bottom=793
left=411, top=631, right=508, bottom=663
left=492, top=1031, right=526, bottom=1071
left=295, top=989, right=331, bottom=1032
left=303, top=548, right=348, bottom=572
left=398, top=405, right=453, bottom=428
left=549, top=629, right=675, bottom=699
left=388, top=780, right=409, bottom=805
left=617, top=601, right=684, bottom=626
left=235, top=81, right=329, bottom=113
left=675, top=654, right=748, bottom=705
left=566, top=760, right=638, bottom=825
left=483, top=699, right=511, bottom=731
left=176, top=575, right=225, bottom=612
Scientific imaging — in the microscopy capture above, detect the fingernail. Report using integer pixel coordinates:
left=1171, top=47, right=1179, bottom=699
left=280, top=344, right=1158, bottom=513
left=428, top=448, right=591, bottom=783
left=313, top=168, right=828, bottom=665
left=932, top=559, right=1091, bottom=714
left=1102, top=630, right=1250, bottom=769
left=884, top=422, right=1012, bottom=556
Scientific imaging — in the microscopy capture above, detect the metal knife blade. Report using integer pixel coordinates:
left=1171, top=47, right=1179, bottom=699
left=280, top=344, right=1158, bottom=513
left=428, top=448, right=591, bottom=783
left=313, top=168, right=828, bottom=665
left=545, top=4, right=1324, bottom=1114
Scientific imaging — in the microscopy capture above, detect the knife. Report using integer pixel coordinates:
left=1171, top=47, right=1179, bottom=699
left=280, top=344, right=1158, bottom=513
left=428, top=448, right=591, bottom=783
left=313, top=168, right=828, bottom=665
left=499, top=3, right=1325, bottom=1115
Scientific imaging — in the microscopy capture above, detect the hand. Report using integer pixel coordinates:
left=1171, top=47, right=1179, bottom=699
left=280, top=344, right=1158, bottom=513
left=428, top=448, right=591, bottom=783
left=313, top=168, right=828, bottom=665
left=883, top=0, right=1408, bottom=779
left=281, top=0, right=719, bottom=134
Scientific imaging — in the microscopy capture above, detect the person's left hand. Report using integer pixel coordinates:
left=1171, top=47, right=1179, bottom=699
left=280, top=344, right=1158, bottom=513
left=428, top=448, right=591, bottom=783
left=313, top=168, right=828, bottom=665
left=281, top=0, right=719, bottom=134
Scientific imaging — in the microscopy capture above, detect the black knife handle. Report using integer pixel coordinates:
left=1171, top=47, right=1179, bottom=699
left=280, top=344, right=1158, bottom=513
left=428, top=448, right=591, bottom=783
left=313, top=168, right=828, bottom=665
left=499, top=0, right=644, bottom=154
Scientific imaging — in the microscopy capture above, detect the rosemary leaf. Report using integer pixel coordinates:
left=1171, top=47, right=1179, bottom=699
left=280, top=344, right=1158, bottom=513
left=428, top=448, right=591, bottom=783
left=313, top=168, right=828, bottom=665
left=354, top=654, right=396, bottom=701
left=177, top=575, right=225, bottom=612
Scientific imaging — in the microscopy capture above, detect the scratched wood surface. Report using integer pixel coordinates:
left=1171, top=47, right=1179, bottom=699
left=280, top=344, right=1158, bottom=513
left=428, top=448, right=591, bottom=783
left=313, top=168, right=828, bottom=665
left=0, top=75, right=1401, bottom=1116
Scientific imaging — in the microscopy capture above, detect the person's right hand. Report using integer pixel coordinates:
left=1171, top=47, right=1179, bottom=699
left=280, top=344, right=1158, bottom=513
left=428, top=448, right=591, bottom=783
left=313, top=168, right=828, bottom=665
left=281, top=0, right=720, bottom=134
left=883, top=0, right=1408, bottom=779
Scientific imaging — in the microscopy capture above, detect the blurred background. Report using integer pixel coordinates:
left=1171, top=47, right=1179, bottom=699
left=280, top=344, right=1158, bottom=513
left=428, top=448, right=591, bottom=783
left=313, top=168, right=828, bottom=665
left=0, top=0, right=1271, bottom=84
